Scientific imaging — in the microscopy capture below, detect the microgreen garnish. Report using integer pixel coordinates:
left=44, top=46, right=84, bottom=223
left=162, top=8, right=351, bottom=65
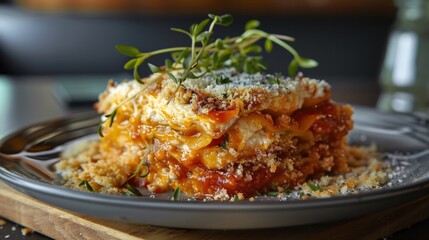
left=79, top=180, right=94, bottom=192
left=100, top=14, right=317, bottom=136
left=172, top=187, right=181, bottom=201
left=125, top=183, right=143, bottom=196
left=117, top=13, right=316, bottom=88
left=306, top=182, right=320, bottom=191
left=233, top=195, right=240, bottom=201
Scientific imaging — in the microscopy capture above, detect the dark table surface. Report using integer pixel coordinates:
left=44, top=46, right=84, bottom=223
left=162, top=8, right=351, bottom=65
left=0, top=74, right=427, bottom=239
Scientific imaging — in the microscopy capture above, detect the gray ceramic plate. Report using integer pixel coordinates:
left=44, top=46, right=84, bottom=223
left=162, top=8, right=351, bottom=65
left=0, top=106, right=429, bottom=229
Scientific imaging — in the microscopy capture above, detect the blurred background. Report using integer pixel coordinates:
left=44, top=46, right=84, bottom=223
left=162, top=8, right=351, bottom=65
left=0, top=0, right=399, bottom=111
left=2, top=2, right=429, bottom=239
left=1, top=0, right=409, bottom=136
left=4, top=0, right=429, bottom=127
left=0, top=0, right=395, bottom=77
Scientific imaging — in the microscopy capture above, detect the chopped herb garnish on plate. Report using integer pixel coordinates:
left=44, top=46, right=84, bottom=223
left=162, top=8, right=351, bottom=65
left=172, top=187, right=181, bottom=201
left=307, top=182, right=320, bottom=191
left=79, top=180, right=94, bottom=192
left=125, top=183, right=143, bottom=196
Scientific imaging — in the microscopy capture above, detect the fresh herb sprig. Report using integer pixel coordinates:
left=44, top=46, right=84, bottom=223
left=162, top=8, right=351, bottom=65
left=99, top=14, right=317, bottom=137
left=117, top=14, right=233, bottom=87
left=116, top=14, right=317, bottom=88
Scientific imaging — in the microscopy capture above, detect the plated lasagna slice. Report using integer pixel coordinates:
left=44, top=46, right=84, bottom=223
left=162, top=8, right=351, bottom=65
left=56, top=68, right=359, bottom=200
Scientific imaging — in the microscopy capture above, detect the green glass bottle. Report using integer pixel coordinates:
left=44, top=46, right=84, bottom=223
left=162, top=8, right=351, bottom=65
left=377, top=0, right=429, bottom=113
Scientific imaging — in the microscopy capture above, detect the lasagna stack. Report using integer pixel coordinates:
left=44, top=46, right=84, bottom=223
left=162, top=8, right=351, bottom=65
left=57, top=69, right=357, bottom=200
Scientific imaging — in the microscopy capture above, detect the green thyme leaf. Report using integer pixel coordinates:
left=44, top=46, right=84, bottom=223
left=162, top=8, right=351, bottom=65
left=288, top=59, right=299, bottom=78
left=194, top=18, right=210, bottom=36
left=134, top=56, right=144, bottom=68
left=167, top=72, right=178, bottom=84
left=208, top=14, right=217, bottom=20
left=245, top=20, right=260, bottom=30
left=264, top=38, right=273, bottom=52
left=115, top=45, right=141, bottom=57
left=120, top=155, right=151, bottom=189
left=107, top=110, right=117, bottom=127
left=171, top=27, right=192, bottom=38
left=186, top=72, right=198, bottom=79
left=212, top=52, right=219, bottom=66
left=171, top=51, right=181, bottom=62
left=218, top=14, right=233, bottom=26
left=134, top=58, right=144, bottom=83
left=215, top=39, right=224, bottom=49
left=125, top=183, right=143, bottom=196
left=124, top=58, right=138, bottom=70
left=98, top=110, right=117, bottom=138
left=297, top=57, right=319, bottom=68
left=306, top=182, right=320, bottom=191
left=165, top=59, right=173, bottom=69
left=134, top=67, right=142, bottom=83
left=209, top=14, right=233, bottom=26
left=196, top=31, right=210, bottom=42
left=97, top=122, right=105, bottom=138
left=182, top=50, right=192, bottom=70
left=172, top=187, right=180, bottom=201
left=79, top=180, right=94, bottom=192
left=242, top=45, right=262, bottom=54
left=148, top=63, right=161, bottom=73
left=137, top=161, right=150, bottom=178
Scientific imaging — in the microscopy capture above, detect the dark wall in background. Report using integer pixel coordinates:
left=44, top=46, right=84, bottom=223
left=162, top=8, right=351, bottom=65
left=0, top=7, right=394, bottom=81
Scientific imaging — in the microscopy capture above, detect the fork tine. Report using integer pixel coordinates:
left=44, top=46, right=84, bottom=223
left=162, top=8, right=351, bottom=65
left=0, top=112, right=98, bottom=154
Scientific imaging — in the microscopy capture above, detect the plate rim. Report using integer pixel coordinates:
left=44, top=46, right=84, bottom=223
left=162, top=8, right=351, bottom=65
left=1, top=106, right=429, bottom=229
left=1, top=162, right=428, bottom=210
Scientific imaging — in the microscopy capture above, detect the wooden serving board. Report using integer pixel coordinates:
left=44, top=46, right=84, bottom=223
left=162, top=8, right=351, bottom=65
left=0, top=181, right=428, bottom=240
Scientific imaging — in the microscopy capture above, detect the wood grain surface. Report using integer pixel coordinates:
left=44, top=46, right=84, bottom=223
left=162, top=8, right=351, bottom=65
left=0, top=181, right=428, bottom=240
